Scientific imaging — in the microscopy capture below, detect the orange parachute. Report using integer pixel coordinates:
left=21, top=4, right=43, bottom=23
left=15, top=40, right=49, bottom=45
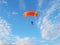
left=24, top=11, right=38, bottom=17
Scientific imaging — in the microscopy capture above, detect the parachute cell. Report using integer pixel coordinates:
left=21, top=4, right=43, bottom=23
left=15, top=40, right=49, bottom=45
left=24, top=11, right=38, bottom=17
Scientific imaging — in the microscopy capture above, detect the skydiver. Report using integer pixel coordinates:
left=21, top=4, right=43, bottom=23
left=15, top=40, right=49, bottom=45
left=31, top=21, right=34, bottom=25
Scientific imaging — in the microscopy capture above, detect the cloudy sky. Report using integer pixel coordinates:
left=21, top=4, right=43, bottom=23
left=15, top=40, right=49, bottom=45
left=0, top=0, right=60, bottom=45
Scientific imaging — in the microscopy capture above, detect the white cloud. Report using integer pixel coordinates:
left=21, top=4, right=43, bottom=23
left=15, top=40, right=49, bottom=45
left=0, top=0, right=8, bottom=5
left=0, top=17, right=38, bottom=45
left=37, top=0, right=60, bottom=40
left=7, top=11, right=18, bottom=19
left=19, top=0, right=26, bottom=10
left=38, top=0, right=42, bottom=7
left=11, top=12, right=18, bottom=15
left=0, top=17, right=11, bottom=37
left=37, top=0, right=43, bottom=12
left=15, top=36, right=36, bottom=45
left=57, top=44, right=60, bottom=45
left=54, top=43, right=60, bottom=45
left=0, top=40, right=4, bottom=45
left=0, top=17, right=14, bottom=45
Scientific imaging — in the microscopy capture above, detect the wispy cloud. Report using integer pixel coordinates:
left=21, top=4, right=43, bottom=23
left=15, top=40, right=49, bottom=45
left=0, top=17, right=12, bottom=45
left=11, top=12, right=18, bottom=15
left=0, top=40, right=4, bottom=45
left=37, top=0, right=43, bottom=12
left=37, top=0, right=42, bottom=8
left=7, top=11, right=18, bottom=19
left=0, top=17, right=38, bottom=45
left=15, top=36, right=36, bottom=45
left=19, top=0, right=26, bottom=10
left=0, top=0, right=8, bottom=5
left=54, top=43, right=60, bottom=45
left=0, top=17, right=11, bottom=37
left=37, top=0, right=60, bottom=40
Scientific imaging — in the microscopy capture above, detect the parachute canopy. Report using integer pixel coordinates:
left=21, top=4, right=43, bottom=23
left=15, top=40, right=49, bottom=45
left=24, top=11, right=38, bottom=17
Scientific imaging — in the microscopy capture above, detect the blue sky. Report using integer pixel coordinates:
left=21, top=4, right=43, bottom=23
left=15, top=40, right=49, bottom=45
left=0, top=0, right=60, bottom=45
left=0, top=0, right=41, bottom=38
